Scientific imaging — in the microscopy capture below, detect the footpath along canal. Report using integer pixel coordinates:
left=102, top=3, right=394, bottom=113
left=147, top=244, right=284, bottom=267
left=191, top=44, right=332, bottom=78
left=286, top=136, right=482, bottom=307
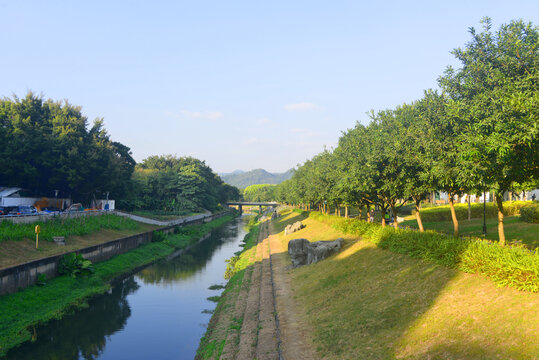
left=6, top=215, right=250, bottom=360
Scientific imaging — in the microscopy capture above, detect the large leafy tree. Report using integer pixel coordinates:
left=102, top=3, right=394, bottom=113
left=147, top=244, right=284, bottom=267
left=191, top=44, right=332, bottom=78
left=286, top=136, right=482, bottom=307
left=0, top=92, right=135, bottom=202
left=440, top=18, right=539, bottom=244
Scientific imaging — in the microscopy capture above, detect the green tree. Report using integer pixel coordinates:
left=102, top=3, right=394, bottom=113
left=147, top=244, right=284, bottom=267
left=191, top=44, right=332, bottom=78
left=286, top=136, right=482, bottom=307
left=440, top=18, right=539, bottom=244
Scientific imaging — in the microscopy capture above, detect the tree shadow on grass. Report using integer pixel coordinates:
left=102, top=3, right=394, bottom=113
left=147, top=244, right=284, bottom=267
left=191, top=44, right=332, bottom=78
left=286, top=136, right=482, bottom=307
left=269, top=213, right=538, bottom=360
left=269, top=210, right=309, bottom=236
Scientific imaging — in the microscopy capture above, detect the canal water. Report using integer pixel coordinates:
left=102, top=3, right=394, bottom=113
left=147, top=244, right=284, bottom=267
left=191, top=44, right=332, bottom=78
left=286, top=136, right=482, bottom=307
left=7, top=216, right=249, bottom=360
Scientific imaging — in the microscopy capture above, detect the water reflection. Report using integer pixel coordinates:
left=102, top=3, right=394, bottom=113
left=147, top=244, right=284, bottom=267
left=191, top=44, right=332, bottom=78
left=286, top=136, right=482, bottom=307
left=7, top=277, right=139, bottom=360
left=138, top=222, right=240, bottom=285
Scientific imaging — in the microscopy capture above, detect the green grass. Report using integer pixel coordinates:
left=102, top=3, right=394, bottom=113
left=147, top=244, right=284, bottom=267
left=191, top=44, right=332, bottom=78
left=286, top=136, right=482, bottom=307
left=0, top=214, right=236, bottom=356
left=278, top=212, right=539, bottom=359
left=0, top=214, right=139, bottom=243
left=310, top=212, right=539, bottom=292
left=401, top=215, right=539, bottom=249
left=415, top=200, right=532, bottom=222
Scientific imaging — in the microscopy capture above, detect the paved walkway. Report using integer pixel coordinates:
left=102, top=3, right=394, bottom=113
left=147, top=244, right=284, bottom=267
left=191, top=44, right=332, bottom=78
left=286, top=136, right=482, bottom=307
left=114, top=210, right=212, bottom=226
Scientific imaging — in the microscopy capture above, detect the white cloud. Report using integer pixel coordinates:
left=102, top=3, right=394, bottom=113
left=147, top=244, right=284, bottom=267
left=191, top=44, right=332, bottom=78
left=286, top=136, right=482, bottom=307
left=284, top=102, right=321, bottom=111
left=178, top=110, right=224, bottom=120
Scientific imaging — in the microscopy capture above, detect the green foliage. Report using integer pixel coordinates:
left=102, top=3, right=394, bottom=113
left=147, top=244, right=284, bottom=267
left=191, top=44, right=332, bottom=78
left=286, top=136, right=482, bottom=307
left=0, top=214, right=138, bottom=243
left=310, top=212, right=539, bottom=292
left=243, top=184, right=276, bottom=202
left=119, top=155, right=240, bottom=213
left=0, top=92, right=135, bottom=202
left=152, top=230, right=167, bottom=242
left=0, top=214, right=235, bottom=356
left=414, top=201, right=531, bottom=222
left=277, top=19, right=539, bottom=243
left=520, top=203, right=539, bottom=223
left=58, top=253, right=95, bottom=278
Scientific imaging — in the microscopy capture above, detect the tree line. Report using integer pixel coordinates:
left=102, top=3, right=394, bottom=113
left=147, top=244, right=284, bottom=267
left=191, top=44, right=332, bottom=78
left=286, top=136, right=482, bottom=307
left=274, top=18, right=538, bottom=245
left=0, top=94, right=240, bottom=212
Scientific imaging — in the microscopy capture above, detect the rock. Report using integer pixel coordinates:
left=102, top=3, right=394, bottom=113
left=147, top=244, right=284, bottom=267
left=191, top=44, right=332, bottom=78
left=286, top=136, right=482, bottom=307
left=287, top=238, right=344, bottom=267
left=288, top=238, right=311, bottom=267
left=284, top=221, right=305, bottom=235
left=53, top=236, right=65, bottom=246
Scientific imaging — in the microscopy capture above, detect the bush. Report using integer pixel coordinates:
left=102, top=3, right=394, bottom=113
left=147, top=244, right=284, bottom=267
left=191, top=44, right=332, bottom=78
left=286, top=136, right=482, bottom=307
left=309, top=212, right=539, bottom=292
left=414, top=201, right=532, bottom=222
left=520, top=203, right=539, bottom=223
left=58, top=253, right=94, bottom=278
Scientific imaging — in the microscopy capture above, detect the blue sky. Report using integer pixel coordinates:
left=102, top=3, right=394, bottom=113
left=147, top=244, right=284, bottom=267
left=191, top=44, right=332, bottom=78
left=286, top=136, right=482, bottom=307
left=1, top=1, right=538, bottom=173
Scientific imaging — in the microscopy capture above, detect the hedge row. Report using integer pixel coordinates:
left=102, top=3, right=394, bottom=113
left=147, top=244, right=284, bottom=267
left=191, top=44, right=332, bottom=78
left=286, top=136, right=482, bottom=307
left=412, top=201, right=532, bottom=222
left=309, top=211, right=539, bottom=292
left=520, top=203, right=539, bottom=223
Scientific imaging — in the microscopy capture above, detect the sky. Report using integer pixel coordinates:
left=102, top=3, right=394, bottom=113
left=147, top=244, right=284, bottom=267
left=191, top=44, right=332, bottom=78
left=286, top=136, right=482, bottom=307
left=1, top=1, right=538, bottom=173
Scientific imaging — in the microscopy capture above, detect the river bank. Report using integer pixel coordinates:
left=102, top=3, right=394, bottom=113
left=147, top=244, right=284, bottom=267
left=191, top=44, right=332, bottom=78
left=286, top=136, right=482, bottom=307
left=197, top=209, right=539, bottom=359
left=0, top=213, right=237, bottom=356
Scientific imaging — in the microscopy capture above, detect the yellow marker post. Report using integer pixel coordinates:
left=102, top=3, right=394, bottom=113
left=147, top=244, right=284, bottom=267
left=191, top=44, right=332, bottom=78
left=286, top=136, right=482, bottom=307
left=35, top=225, right=40, bottom=249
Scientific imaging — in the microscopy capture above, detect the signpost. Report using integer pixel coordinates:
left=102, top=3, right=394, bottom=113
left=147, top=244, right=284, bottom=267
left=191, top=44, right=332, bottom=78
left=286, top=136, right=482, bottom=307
left=35, top=225, right=40, bottom=249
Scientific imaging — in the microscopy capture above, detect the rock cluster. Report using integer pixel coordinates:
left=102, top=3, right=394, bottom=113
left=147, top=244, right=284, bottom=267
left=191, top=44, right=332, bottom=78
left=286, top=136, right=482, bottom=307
left=287, top=238, right=344, bottom=268
left=284, top=221, right=305, bottom=235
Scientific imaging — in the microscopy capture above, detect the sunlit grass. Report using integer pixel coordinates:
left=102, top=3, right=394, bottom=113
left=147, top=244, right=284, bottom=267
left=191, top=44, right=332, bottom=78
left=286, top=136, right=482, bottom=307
left=400, top=215, right=539, bottom=248
left=274, top=212, right=539, bottom=359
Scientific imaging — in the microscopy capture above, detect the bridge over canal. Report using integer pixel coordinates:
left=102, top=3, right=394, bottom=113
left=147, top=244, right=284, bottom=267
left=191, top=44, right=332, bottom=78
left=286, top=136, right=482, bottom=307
left=226, top=201, right=278, bottom=214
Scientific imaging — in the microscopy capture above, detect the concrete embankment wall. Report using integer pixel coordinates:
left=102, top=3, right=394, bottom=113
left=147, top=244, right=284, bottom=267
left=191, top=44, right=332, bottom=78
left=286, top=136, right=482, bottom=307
left=0, top=211, right=231, bottom=295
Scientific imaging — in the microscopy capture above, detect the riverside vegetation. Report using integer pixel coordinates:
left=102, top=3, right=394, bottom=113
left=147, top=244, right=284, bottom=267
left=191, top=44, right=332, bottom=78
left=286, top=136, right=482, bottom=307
left=0, top=214, right=236, bottom=356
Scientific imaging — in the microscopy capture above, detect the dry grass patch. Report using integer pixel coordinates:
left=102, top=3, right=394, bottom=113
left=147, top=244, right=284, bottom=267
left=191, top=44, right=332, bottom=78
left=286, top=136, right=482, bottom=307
left=0, top=224, right=158, bottom=269
left=274, top=212, right=539, bottom=360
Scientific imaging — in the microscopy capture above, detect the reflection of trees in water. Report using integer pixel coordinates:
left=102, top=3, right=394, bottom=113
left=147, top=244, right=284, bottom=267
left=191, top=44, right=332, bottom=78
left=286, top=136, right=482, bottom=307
left=138, top=219, right=241, bottom=285
left=7, top=277, right=140, bottom=360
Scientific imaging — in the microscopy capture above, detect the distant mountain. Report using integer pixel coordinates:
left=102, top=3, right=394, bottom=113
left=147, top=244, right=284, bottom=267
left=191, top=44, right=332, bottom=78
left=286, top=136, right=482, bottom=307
left=218, top=169, right=244, bottom=177
left=221, top=168, right=294, bottom=189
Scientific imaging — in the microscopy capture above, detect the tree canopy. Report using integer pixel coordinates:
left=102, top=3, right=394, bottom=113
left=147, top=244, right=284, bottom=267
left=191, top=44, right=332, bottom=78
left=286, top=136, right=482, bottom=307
left=276, top=18, right=539, bottom=244
left=0, top=92, right=135, bottom=202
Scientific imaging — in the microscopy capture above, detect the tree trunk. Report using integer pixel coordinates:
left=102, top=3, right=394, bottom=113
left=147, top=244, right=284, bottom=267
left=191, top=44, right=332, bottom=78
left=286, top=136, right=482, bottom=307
left=391, top=204, right=398, bottom=229
left=345, top=205, right=349, bottom=218
left=334, top=205, right=338, bottom=216
left=414, top=199, right=424, bottom=232
left=381, top=208, right=386, bottom=227
left=467, top=195, right=471, bottom=221
left=496, top=194, right=506, bottom=246
left=449, top=195, right=459, bottom=237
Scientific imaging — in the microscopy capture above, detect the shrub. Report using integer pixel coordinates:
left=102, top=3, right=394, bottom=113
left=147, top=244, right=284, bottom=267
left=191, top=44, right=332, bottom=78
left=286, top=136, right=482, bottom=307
left=414, top=201, right=532, bottom=222
left=58, top=253, right=94, bottom=278
left=520, top=203, right=539, bottom=223
left=309, top=212, right=539, bottom=292
left=152, top=230, right=167, bottom=242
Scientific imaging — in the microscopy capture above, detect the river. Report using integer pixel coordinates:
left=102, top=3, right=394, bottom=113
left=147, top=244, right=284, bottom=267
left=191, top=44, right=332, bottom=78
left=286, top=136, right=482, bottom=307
left=6, top=215, right=249, bottom=360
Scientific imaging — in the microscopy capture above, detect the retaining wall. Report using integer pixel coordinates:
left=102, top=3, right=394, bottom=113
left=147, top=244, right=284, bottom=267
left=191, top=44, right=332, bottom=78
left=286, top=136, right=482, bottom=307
left=0, top=211, right=232, bottom=295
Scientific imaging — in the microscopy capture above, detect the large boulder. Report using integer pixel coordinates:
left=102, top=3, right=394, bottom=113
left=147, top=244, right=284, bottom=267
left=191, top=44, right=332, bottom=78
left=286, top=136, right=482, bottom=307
left=288, top=238, right=311, bottom=268
left=287, top=238, right=344, bottom=267
left=284, top=221, right=305, bottom=235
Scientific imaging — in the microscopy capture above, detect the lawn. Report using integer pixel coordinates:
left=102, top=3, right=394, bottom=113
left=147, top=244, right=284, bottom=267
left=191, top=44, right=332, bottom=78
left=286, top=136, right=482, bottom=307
left=400, top=215, right=539, bottom=248
left=274, top=211, right=539, bottom=360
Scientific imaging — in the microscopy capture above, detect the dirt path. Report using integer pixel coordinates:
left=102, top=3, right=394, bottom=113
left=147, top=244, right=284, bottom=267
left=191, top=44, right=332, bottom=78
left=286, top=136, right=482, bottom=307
left=268, top=222, right=317, bottom=360
left=201, top=216, right=317, bottom=359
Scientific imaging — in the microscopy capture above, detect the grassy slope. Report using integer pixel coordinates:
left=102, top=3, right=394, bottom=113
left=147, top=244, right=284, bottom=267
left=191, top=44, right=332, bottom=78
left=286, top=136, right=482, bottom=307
left=0, top=214, right=235, bottom=356
left=275, top=211, right=539, bottom=360
left=196, top=216, right=260, bottom=359
left=400, top=215, right=539, bottom=248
